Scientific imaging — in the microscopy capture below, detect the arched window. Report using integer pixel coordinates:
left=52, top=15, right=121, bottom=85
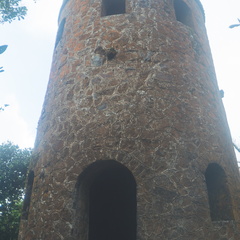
left=102, top=0, right=126, bottom=17
left=173, top=0, right=194, bottom=29
left=21, top=171, right=34, bottom=220
left=73, top=160, right=137, bottom=240
left=205, top=163, right=234, bottom=221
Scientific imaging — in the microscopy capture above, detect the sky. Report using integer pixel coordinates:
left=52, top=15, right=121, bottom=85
left=1, top=0, right=240, bottom=161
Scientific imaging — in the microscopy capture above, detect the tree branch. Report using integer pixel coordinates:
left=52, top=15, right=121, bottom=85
left=233, top=142, right=240, bottom=153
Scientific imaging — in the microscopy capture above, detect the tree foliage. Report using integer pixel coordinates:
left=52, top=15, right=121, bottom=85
left=0, top=45, right=8, bottom=55
left=0, top=45, right=8, bottom=73
left=233, top=143, right=240, bottom=153
left=229, top=18, right=240, bottom=29
left=0, top=142, right=31, bottom=240
left=0, top=104, right=9, bottom=112
left=0, top=0, right=28, bottom=24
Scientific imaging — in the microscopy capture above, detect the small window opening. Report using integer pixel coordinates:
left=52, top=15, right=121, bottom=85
left=174, top=0, right=194, bottom=29
left=102, top=0, right=125, bottom=17
left=73, top=160, right=136, bottom=240
left=205, top=163, right=234, bottom=221
left=55, top=18, right=66, bottom=48
left=21, top=171, right=34, bottom=220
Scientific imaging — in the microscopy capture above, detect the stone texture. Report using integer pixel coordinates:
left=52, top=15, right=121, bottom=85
left=19, top=0, right=240, bottom=239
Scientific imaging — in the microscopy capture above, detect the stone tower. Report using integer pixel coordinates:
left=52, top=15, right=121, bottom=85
left=19, top=0, right=240, bottom=239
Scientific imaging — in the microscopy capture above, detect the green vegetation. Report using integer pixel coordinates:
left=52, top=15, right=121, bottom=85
left=229, top=18, right=240, bottom=29
left=0, top=142, right=31, bottom=240
left=0, top=0, right=30, bottom=24
left=0, top=104, right=9, bottom=112
left=0, top=45, right=8, bottom=73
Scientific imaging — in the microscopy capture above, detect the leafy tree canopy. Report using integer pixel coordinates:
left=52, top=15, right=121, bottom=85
left=0, top=0, right=31, bottom=24
left=0, top=142, right=32, bottom=240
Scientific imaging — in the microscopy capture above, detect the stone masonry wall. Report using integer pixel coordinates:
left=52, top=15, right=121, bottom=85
left=19, top=0, right=240, bottom=239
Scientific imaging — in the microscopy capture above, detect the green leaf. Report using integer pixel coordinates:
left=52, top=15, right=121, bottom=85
left=0, top=45, right=8, bottom=54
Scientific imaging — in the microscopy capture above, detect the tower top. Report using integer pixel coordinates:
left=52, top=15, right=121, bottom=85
left=58, top=0, right=205, bottom=21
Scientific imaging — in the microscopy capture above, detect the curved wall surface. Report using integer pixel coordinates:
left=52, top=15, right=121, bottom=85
left=19, top=0, right=240, bottom=239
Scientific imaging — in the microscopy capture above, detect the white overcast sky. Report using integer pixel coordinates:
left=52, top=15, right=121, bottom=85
left=1, top=0, right=240, bottom=161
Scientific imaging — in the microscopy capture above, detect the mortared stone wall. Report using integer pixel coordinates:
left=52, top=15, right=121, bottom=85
left=19, top=0, right=240, bottom=239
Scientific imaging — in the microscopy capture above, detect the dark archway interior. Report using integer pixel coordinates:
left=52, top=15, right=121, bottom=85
left=102, top=0, right=125, bottom=16
left=174, top=0, right=194, bottom=29
left=88, top=164, right=136, bottom=240
left=205, top=163, right=234, bottom=221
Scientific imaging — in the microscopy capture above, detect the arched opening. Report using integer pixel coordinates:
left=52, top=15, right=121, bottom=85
left=102, top=0, right=126, bottom=17
left=73, top=160, right=137, bottom=240
left=21, top=171, right=34, bottom=220
left=173, top=0, right=194, bottom=29
left=205, top=163, right=234, bottom=221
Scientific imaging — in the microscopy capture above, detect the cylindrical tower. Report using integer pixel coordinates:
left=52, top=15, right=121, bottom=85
left=19, top=0, right=240, bottom=239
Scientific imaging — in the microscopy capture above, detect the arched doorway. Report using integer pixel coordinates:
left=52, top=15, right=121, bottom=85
left=73, top=160, right=137, bottom=240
